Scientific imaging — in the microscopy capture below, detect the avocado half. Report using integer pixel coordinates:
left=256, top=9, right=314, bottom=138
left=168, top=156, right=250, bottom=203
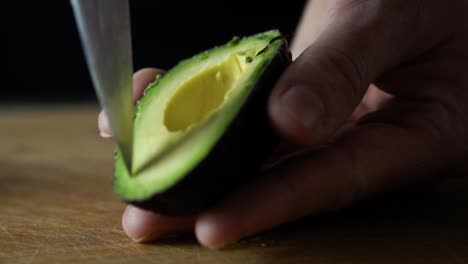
left=114, top=30, right=292, bottom=215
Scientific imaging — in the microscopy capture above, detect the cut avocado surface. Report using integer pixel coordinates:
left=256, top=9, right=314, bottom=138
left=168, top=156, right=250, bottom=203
left=115, top=30, right=291, bottom=214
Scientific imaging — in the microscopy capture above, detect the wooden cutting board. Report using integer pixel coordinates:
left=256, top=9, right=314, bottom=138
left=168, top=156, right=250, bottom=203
left=0, top=105, right=467, bottom=264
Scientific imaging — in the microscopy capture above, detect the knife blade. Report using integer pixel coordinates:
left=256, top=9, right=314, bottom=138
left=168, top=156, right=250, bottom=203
left=71, top=0, right=134, bottom=171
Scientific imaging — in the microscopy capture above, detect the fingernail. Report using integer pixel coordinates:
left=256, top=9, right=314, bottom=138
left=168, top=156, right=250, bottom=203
left=196, top=217, right=224, bottom=249
left=131, top=235, right=149, bottom=243
left=99, top=131, right=112, bottom=138
left=122, top=205, right=159, bottom=243
left=280, top=85, right=324, bottom=128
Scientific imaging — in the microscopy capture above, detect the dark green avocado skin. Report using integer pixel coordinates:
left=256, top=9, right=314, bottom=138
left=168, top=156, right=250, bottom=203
left=131, top=39, right=292, bottom=215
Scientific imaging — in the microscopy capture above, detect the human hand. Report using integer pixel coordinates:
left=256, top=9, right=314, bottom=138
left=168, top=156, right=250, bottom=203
left=98, top=0, right=468, bottom=248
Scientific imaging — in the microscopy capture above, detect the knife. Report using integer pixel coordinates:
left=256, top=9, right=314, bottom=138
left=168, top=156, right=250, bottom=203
left=71, top=0, right=134, bottom=171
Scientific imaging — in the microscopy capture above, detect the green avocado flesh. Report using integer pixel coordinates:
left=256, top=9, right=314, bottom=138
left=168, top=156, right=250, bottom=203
left=114, top=30, right=291, bottom=214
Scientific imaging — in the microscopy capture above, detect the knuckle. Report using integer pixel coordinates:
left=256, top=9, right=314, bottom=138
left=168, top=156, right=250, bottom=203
left=322, top=46, right=366, bottom=101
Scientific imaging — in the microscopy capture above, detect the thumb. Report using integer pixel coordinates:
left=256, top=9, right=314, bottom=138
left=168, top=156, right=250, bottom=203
left=268, top=0, right=429, bottom=146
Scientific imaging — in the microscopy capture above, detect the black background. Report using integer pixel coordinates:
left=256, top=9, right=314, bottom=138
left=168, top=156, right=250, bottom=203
left=3, top=1, right=305, bottom=103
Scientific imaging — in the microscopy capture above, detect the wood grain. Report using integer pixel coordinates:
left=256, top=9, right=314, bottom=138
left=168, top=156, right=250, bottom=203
left=0, top=105, right=467, bottom=264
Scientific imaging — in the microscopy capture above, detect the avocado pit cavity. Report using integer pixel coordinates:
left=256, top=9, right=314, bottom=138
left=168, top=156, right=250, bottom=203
left=164, top=54, right=247, bottom=132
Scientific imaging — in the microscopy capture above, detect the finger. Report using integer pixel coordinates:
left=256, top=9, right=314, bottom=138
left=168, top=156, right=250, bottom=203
left=339, top=85, right=392, bottom=133
left=268, top=0, right=449, bottom=146
left=195, top=100, right=454, bottom=248
left=122, top=205, right=195, bottom=242
left=132, top=68, right=165, bottom=100
left=266, top=85, right=393, bottom=167
left=98, top=68, right=164, bottom=138
left=290, top=0, right=327, bottom=59
left=360, top=85, right=392, bottom=113
left=268, top=85, right=393, bottom=163
left=98, top=111, right=112, bottom=139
